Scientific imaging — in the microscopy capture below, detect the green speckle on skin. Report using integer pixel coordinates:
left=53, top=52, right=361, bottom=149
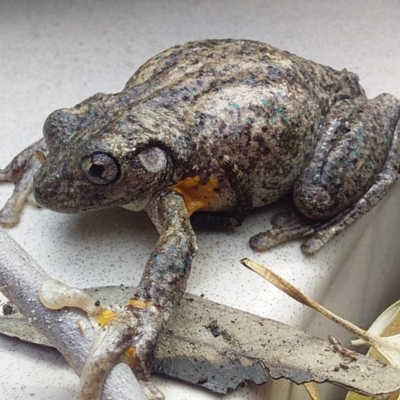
left=273, top=106, right=290, bottom=123
left=355, top=132, right=365, bottom=144
left=177, top=259, right=186, bottom=272
left=228, top=102, right=240, bottom=110
left=153, top=254, right=165, bottom=264
left=246, top=117, right=253, bottom=125
left=351, top=148, right=362, bottom=157
left=261, top=99, right=271, bottom=107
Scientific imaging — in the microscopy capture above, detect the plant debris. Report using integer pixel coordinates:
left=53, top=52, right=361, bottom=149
left=2, top=285, right=400, bottom=396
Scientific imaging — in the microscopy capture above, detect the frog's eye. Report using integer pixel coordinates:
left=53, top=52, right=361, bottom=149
left=137, top=147, right=167, bottom=173
left=81, top=152, right=120, bottom=185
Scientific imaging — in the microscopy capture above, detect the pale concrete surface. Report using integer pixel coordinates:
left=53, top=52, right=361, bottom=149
left=0, top=1, right=399, bottom=399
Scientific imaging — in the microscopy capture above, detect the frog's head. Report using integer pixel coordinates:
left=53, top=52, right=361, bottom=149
left=33, top=107, right=172, bottom=213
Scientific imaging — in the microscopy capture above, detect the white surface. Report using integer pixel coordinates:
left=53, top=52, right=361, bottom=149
left=0, top=1, right=400, bottom=399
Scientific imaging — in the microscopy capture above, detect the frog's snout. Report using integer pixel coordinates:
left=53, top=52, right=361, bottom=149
left=33, top=171, right=62, bottom=210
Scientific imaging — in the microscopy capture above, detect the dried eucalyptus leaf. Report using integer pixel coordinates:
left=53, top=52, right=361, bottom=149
left=241, top=258, right=400, bottom=372
left=1, top=286, right=400, bottom=396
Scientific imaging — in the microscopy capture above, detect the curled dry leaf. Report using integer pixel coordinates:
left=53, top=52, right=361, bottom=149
left=241, top=257, right=400, bottom=397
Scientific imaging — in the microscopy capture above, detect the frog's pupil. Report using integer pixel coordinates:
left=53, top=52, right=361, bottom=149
left=89, top=164, right=105, bottom=178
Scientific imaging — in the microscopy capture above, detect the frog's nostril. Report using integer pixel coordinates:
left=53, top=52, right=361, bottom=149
left=43, top=181, right=59, bottom=193
left=33, top=177, right=61, bottom=207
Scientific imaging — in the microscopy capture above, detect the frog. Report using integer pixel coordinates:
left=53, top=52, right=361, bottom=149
left=1, top=39, right=399, bottom=388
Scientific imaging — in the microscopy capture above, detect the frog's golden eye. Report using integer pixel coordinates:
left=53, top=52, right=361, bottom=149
left=81, top=152, right=120, bottom=185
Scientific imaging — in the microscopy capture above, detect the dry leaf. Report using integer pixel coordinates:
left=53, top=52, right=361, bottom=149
left=1, top=286, right=400, bottom=397
left=241, top=257, right=400, bottom=396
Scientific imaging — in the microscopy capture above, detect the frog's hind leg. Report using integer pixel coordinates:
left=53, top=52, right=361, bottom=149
left=250, top=94, right=400, bottom=254
left=0, top=138, right=47, bottom=227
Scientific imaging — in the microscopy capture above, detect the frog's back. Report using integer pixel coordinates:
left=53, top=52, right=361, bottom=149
left=125, top=39, right=362, bottom=100
left=124, top=40, right=365, bottom=210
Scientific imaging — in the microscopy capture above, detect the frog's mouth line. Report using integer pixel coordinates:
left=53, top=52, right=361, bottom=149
left=33, top=189, right=132, bottom=214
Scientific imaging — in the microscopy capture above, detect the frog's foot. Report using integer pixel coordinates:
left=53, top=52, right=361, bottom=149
left=39, top=278, right=165, bottom=399
left=250, top=118, right=400, bottom=255
left=0, top=139, right=47, bottom=227
left=249, top=212, right=322, bottom=254
left=76, top=304, right=164, bottom=400
left=251, top=94, right=400, bottom=255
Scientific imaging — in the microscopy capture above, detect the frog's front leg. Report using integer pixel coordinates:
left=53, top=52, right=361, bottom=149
left=131, top=189, right=197, bottom=377
left=76, top=190, right=196, bottom=399
left=251, top=93, right=400, bottom=254
left=0, top=138, right=47, bottom=226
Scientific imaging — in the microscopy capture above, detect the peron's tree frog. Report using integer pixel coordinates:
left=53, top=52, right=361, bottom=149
left=1, top=39, right=399, bottom=383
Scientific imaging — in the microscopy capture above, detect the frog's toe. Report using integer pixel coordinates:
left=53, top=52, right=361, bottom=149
left=0, top=174, right=36, bottom=227
left=0, top=139, right=46, bottom=226
left=0, top=207, right=21, bottom=227
left=301, top=235, right=325, bottom=255
left=249, top=231, right=276, bottom=251
left=249, top=222, right=315, bottom=252
left=0, top=168, right=16, bottom=182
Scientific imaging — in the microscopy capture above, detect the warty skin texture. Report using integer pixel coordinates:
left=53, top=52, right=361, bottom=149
left=1, top=39, right=399, bottom=388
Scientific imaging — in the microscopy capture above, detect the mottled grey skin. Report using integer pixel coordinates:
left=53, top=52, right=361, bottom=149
left=31, top=40, right=399, bottom=223
left=1, top=39, right=400, bottom=385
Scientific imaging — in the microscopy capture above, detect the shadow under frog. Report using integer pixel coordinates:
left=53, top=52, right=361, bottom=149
left=0, top=39, right=399, bottom=386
